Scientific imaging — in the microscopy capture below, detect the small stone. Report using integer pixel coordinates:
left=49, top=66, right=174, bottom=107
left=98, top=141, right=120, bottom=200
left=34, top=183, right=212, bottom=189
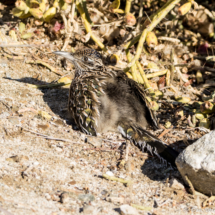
left=33, top=161, right=39, bottom=166
left=182, top=53, right=190, bottom=61
left=105, top=171, right=114, bottom=177
left=83, top=205, right=95, bottom=214
left=181, top=67, right=188, bottom=74
left=60, top=192, right=69, bottom=204
left=120, top=204, right=139, bottom=215
left=106, top=196, right=124, bottom=204
left=37, top=123, right=49, bottom=130
left=55, top=147, right=63, bottom=152
left=68, top=180, right=76, bottom=185
left=51, top=195, right=60, bottom=202
left=78, top=193, right=95, bottom=203
left=101, top=190, right=108, bottom=196
left=169, top=179, right=184, bottom=190
left=176, top=131, right=215, bottom=195
left=53, top=119, right=64, bottom=126
left=70, top=162, right=76, bottom=170
left=45, top=193, right=51, bottom=201
left=6, top=155, right=19, bottom=162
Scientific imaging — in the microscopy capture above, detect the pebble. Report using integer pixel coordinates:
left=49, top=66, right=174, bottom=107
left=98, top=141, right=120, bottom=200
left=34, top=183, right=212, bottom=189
left=44, top=193, right=51, bottom=201
left=169, top=179, right=185, bottom=190
left=106, top=196, right=124, bottom=204
left=78, top=193, right=95, bottom=203
left=60, top=192, right=69, bottom=204
left=120, top=204, right=139, bottom=215
left=83, top=205, right=95, bottom=214
left=105, top=171, right=114, bottom=177
left=176, top=130, right=215, bottom=195
left=33, top=161, right=39, bottom=166
left=101, top=190, right=108, bottom=196
left=55, top=147, right=63, bottom=152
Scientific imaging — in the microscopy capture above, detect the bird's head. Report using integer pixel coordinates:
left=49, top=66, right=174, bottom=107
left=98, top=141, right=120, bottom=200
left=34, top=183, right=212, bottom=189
left=53, top=49, right=104, bottom=76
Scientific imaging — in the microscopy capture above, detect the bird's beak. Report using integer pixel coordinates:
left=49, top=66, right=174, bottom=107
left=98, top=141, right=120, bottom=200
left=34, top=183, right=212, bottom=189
left=53, top=51, right=75, bottom=61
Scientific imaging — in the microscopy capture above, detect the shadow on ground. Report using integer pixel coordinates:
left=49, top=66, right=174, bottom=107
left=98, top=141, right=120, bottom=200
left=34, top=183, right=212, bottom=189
left=0, top=3, right=18, bottom=25
left=141, top=139, right=197, bottom=181
left=5, top=77, right=73, bottom=123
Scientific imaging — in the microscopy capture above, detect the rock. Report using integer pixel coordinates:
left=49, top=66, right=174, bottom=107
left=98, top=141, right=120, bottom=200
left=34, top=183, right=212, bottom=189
left=176, top=131, right=215, bottom=195
left=60, top=192, right=69, bottom=204
left=105, top=171, right=114, bottom=177
left=44, top=193, right=51, bottom=201
left=6, top=155, right=19, bottom=162
left=169, top=179, right=185, bottom=190
left=68, top=180, right=76, bottom=185
left=120, top=204, right=139, bottom=215
left=6, top=155, right=29, bottom=163
left=83, top=205, right=95, bottom=214
left=78, top=193, right=95, bottom=203
left=101, top=190, right=108, bottom=196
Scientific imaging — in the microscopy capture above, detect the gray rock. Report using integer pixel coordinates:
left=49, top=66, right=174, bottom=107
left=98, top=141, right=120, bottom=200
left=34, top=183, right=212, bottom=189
left=120, top=204, right=139, bottom=215
left=78, top=193, right=95, bottom=203
left=176, top=131, right=215, bottom=195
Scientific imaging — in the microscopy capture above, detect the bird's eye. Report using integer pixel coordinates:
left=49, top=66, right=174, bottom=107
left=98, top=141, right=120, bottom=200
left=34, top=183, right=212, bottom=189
left=83, top=56, right=88, bottom=61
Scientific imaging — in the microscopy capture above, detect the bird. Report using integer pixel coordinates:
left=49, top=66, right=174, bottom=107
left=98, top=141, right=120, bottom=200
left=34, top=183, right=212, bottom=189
left=53, top=49, right=179, bottom=166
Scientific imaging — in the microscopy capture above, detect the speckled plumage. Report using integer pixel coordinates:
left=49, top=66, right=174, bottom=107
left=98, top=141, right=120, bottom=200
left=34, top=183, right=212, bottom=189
left=54, top=49, right=179, bottom=166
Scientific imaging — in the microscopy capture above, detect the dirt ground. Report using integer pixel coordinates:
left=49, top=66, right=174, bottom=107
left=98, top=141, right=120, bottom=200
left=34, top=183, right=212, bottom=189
left=0, top=3, right=215, bottom=215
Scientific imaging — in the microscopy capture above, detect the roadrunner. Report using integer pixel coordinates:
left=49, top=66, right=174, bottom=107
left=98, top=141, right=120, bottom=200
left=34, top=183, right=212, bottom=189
left=53, top=49, right=179, bottom=166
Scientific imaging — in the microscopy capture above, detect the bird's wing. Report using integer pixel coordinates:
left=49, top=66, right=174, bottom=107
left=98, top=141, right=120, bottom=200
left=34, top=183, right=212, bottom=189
left=69, top=75, right=106, bottom=136
left=117, top=71, right=159, bottom=129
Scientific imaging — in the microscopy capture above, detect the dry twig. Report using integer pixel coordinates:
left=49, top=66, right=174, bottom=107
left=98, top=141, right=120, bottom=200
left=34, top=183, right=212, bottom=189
left=103, top=174, right=132, bottom=186
left=18, top=126, right=83, bottom=145
left=26, top=60, right=64, bottom=76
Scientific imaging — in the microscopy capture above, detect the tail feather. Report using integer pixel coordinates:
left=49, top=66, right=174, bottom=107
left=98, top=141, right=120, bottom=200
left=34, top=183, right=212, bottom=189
left=117, top=123, right=179, bottom=166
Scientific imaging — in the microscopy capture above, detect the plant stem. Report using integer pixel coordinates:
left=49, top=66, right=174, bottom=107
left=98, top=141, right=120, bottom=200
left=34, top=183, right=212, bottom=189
left=127, top=0, right=182, bottom=68
left=76, top=0, right=107, bottom=51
